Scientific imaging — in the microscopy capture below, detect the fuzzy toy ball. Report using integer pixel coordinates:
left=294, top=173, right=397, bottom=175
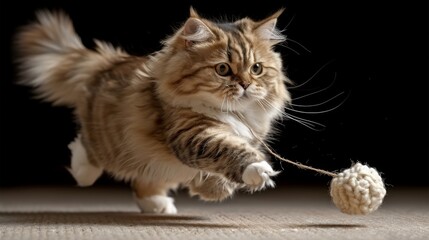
left=238, top=112, right=387, bottom=215
left=268, top=153, right=387, bottom=215
left=330, top=163, right=386, bottom=215
left=271, top=156, right=387, bottom=215
left=271, top=156, right=386, bottom=215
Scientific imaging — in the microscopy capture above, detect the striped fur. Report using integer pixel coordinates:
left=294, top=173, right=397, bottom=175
left=15, top=8, right=291, bottom=210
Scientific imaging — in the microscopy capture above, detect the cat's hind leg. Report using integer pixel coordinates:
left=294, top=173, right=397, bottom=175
left=132, top=180, right=178, bottom=214
left=67, top=134, right=103, bottom=187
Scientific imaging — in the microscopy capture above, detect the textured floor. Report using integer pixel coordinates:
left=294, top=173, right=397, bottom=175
left=0, top=185, right=428, bottom=240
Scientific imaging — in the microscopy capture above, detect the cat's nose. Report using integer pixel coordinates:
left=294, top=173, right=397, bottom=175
left=239, top=81, right=250, bottom=90
left=233, top=75, right=250, bottom=90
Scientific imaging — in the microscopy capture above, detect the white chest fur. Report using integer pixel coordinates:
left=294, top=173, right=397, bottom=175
left=191, top=106, right=254, bottom=139
left=218, top=114, right=253, bottom=139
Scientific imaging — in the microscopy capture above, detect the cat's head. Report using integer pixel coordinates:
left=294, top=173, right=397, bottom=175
left=152, top=8, right=291, bottom=116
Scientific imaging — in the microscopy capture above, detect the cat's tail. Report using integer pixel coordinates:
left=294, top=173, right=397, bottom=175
left=14, top=10, right=128, bottom=107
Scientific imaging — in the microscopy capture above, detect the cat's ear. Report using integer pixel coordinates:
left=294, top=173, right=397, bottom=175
left=254, top=8, right=286, bottom=44
left=189, top=7, right=201, bottom=18
left=182, top=17, right=214, bottom=47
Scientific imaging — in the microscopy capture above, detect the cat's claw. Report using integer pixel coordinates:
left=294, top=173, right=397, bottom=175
left=242, top=161, right=279, bottom=191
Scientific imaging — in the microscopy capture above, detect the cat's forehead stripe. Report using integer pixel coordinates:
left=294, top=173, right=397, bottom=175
left=226, top=38, right=243, bottom=65
left=235, top=36, right=249, bottom=66
left=212, top=21, right=255, bottom=66
left=224, top=31, right=252, bottom=67
left=226, top=38, right=232, bottom=62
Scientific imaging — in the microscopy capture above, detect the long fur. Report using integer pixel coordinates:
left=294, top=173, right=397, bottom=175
left=14, top=9, right=291, bottom=208
left=15, top=10, right=128, bottom=106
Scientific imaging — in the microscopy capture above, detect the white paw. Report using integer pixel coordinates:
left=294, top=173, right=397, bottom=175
left=242, top=161, right=279, bottom=191
left=67, top=135, right=103, bottom=187
left=135, top=195, right=178, bottom=214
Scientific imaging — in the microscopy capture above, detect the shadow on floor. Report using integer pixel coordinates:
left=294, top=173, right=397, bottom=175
left=0, top=211, right=239, bottom=228
left=0, top=211, right=367, bottom=229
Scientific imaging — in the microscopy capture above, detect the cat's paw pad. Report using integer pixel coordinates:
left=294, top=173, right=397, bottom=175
left=135, top=195, right=177, bottom=214
left=242, top=161, right=279, bottom=190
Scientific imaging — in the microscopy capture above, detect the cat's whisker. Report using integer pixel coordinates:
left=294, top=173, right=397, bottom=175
left=285, top=96, right=345, bottom=114
left=279, top=43, right=301, bottom=55
left=287, top=90, right=349, bottom=115
left=286, top=37, right=311, bottom=53
left=256, top=97, right=327, bottom=131
left=286, top=113, right=325, bottom=128
left=255, top=99, right=268, bottom=114
left=289, top=91, right=345, bottom=108
left=284, top=113, right=326, bottom=131
left=259, top=99, right=286, bottom=116
left=283, top=15, right=296, bottom=31
left=291, top=72, right=337, bottom=101
left=288, top=61, right=334, bottom=89
left=259, top=100, right=289, bottom=124
left=285, top=114, right=318, bottom=130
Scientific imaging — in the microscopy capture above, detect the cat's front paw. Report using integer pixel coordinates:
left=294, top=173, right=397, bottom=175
left=242, top=161, right=279, bottom=191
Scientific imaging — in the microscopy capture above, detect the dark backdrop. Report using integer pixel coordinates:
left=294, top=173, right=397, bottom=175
left=1, top=0, right=428, bottom=187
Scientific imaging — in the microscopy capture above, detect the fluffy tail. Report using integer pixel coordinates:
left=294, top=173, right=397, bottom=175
left=14, top=10, right=128, bottom=106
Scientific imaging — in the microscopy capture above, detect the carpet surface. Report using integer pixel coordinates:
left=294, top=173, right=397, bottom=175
left=0, top=185, right=428, bottom=240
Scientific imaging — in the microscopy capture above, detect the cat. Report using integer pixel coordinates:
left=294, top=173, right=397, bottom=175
left=14, top=7, right=291, bottom=214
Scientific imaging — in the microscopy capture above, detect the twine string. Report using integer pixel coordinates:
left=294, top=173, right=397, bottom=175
left=235, top=112, right=338, bottom=178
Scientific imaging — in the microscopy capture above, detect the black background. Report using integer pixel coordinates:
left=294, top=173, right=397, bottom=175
left=1, top=0, right=428, bottom=187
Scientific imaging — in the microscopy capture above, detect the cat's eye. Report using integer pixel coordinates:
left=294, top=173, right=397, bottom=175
left=215, top=63, right=232, bottom=76
left=250, top=63, right=263, bottom=75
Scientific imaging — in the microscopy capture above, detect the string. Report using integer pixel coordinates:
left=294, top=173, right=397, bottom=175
left=235, top=112, right=338, bottom=178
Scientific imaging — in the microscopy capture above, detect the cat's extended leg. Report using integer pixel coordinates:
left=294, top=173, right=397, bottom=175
left=67, top=134, right=103, bottom=187
left=188, top=173, right=238, bottom=201
left=132, top=180, right=178, bottom=214
left=167, top=117, right=279, bottom=191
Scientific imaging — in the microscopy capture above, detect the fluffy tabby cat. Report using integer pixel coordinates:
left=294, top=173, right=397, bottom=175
left=15, top=8, right=291, bottom=214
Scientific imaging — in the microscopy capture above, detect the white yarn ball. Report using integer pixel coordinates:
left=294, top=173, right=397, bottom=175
left=330, top=163, right=386, bottom=215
